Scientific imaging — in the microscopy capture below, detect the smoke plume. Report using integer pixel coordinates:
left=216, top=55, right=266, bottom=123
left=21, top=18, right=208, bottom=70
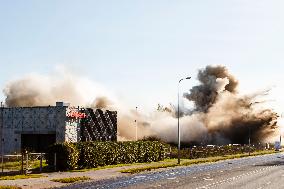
left=184, top=65, right=238, bottom=112
left=2, top=65, right=279, bottom=145
left=2, top=68, right=151, bottom=141
left=179, top=65, right=278, bottom=144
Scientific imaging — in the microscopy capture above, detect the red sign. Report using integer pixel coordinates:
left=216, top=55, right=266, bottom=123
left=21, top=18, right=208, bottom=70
left=67, top=108, right=87, bottom=119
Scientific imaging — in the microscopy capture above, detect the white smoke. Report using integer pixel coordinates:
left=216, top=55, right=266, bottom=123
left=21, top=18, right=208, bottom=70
left=2, top=65, right=280, bottom=144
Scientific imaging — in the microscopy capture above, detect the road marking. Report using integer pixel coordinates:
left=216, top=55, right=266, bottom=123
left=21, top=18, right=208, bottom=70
left=167, top=177, right=176, bottom=180
left=196, top=165, right=275, bottom=189
left=134, top=176, right=146, bottom=179
left=203, top=177, right=213, bottom=181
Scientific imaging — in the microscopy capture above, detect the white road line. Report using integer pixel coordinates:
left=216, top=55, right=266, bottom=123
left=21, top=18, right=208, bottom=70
left=134, top=176, right=146, bottom=179
left=203, top=177, right=213, bottom=181
left=167, top=177, right=176, bottom=180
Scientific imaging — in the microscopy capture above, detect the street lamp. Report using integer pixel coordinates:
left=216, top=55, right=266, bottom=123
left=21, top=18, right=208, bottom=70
left=1, top=102, right=3, bottom=172
left=135, top=107, right=138, bottom=141
left=178, top=77, right=191, bottom=164
left=280, top=113, right=283, bottom=149
left=248, top=126, right=251, bottom=156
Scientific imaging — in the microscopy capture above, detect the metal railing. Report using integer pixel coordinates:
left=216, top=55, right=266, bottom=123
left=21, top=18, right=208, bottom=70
left=0, top=152, right=46, bottom=175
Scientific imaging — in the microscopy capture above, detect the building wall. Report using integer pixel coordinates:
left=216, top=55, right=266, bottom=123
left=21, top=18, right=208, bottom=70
left=0, top=106, right=68, bottom=154
left=65, top=120, right=79, bottom=142
left=80, top=108, right=117, bottom=142
left=0, top=106, right=117, bottom=154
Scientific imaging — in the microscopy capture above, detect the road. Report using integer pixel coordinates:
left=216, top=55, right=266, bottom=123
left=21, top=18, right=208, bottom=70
left=60, top=152, right=284, bottom=189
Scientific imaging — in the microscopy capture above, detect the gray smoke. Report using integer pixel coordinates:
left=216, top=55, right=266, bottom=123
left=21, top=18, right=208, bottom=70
left=184, top=65, right=238, bottom=112
left=2, top=65, right=279, bottom=144
left=1, top=69, right=152, bottom=141
left=179, top=65, right=278, bottom=144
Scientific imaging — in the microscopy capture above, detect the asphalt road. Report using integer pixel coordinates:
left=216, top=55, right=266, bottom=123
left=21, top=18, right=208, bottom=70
left=61, top=152, right=284, bottom=189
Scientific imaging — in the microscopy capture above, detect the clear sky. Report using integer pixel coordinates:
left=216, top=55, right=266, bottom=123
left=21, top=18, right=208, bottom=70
left=1, top=0, right=284, bottom=113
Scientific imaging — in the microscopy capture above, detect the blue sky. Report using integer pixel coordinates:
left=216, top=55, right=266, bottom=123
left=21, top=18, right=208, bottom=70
left=1, top=0, right=284, bottom=113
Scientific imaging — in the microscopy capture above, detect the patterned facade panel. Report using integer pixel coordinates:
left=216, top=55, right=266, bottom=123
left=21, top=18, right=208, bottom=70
left=80, top=108, right=117, bottom=142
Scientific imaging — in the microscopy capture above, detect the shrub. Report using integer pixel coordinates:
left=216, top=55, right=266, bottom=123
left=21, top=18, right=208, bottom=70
left=168, top=144, right=263, bottom=159
left=47, top=141, right=167, bottom=170
left=46, top=143, right=79, bottom=171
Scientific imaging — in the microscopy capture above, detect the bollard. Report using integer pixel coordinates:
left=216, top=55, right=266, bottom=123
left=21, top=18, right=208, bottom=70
left=54, top=153, right=56, bottom=171
left=40, top=153, right=43, bottom=172
left=21, top=152, right=24, bottom=174
left=25, top=152, right=28, bottom=175
left=1, top=155, right=3, bottom=174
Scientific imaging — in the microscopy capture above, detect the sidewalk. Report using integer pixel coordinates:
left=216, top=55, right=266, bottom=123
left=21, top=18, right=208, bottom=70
left=0, top=163, right=158, bottom=189
left=0, top=167, right=128, bottom=189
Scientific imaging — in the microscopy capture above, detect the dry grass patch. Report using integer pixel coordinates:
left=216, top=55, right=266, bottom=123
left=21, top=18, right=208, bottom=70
left=0, top=186, right=22, bottom=189
left=51, top=176, right=90, bottom=183
left=0, top=174, right=43, bottom=180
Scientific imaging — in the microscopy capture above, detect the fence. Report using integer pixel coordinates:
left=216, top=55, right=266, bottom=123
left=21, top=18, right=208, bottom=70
left=0, top=152, right=45, bottom=176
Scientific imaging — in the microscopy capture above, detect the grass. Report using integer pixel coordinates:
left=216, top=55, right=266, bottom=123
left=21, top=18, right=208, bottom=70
left=1, top=161, right=22, bottom=170
left=1, top=160, right=47, bottom=171
left=0, top=174, right=44, bottom=180
left=50, top=176, right=90, bottom=183
left=68, top=161, right=156, bottom=172
left=0, top=186, right=22, bottom=189
left=121, top=150, right=277, bottom=174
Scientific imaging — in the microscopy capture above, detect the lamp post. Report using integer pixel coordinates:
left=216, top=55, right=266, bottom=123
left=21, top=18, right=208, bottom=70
left=280, top=134, right=282, bottom=148
left=1, top=102, right=3, bottom=172
left=248, top=126, right=251, bottom=156
left=135, top=107, right=138, bottom=141
left=280, top=113, right=283, bottom=149
left=178, top=77, right=191, bottom=164
left=280, top=124, right=282, bottom=150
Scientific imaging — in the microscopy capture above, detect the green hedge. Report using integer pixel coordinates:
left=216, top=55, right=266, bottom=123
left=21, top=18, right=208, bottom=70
left=168, top=145, right=263, bottom=159
left=46, top=143, right=79, bottom=170
left=47, top=141, right=167, bottom=171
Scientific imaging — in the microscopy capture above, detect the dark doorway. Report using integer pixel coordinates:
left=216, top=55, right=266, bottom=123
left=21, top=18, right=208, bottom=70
left=21, top=134, right=56, bottom=152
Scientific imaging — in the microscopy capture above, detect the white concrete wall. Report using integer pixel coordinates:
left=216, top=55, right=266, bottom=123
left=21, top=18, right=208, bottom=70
left=0, top=106, right=72, bottom=154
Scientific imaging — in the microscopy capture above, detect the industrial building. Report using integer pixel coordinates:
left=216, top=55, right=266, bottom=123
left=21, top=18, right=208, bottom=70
left=0, top=102, right=117, bottom=154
